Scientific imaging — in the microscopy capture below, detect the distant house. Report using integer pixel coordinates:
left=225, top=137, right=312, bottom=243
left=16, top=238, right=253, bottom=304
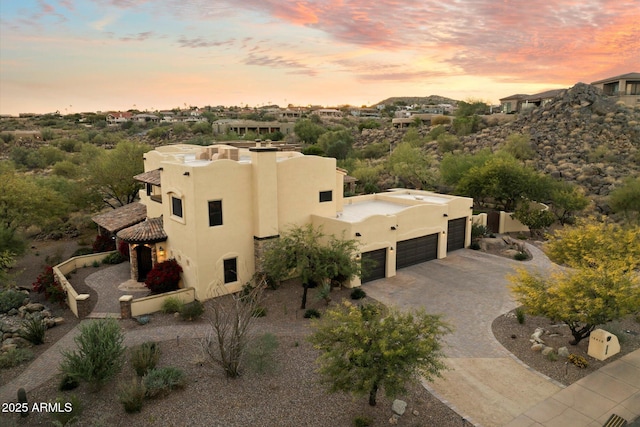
left=132, top=114, right=160, bottom=123
left=499, top=89, right=566, bottom=113
left=93, top=142, right=473, bottom=300
left=212, top=119, right=294, bottom=137
left=106, top=111, right=133, bottom=124
left=591, top=72, right=640, bottom=107
left=313, top=108, right=343, bottom=118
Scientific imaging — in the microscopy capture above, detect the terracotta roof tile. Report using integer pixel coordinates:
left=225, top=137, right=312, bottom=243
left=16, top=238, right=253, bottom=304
left=134, top=169, right=161, bottom=186
left=92, top=202, right=147, bottom=233
left=117, top=217, right=167, bottom=244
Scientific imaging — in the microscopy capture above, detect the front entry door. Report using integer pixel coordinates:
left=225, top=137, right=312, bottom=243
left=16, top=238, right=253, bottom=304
left=136, top=245, right=153, bottom=282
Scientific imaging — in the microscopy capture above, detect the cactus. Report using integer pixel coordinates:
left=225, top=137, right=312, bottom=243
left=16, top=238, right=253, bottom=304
left=18, top=387, right=29, bottom=417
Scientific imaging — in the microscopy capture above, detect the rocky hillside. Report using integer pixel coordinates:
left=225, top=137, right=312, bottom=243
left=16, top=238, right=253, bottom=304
left=358, top=83, right=640, bottom=211
left=375, top=95, right=458, bottom=106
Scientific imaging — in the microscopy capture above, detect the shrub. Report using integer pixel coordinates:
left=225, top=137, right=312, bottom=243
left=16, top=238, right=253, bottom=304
left=471, top=223, right=488, bottom=240
left=102, top=251, right=125, bottom=265
left=179, top=300, right=204, bottom=321
left=161, top=297, right=183, bottom=314
left=568, top=354, right=589, bottom=369
left=515, top=307, right=525, bottom=324
left=145, top=259, right=182, bottom=294
left=50, top=394, right=82, bottom=426
left=92, top=234, right=116, bottom=253
left=91, top=260, right=100, bottom=268
left=246, top=333, right=279, bottom=374
left=546, top=351, right=558, bottom=362
left=118, top=378, right=146, bottom=413
left=350, top=288, right=367, bottom=300
left=143, top=367, right=186, bottom=398
left=130, top=342, right=160, bottom=377
left=354, top=416, right=373, bottom=427
left=304, top=308, right=321, bottom=319
left=0, top=348, right=33, bottom=369
left=470, top=242, right=481, bottom=250
left=60, top=318, right=125, bottom=390
left=0, top=289, right=27, bottom=313
left=251, top=306, right=267, bottom=318
left=20, top=316, right=46, bottom=345
left=118, top=240, right=130, bottom=261
left=32, top=266, right=66, bottom=305
left=58, top=374, right=79, bottom=391
left=514, top=251, right=528, bottom=261
left=71, top=247, right=93, bottom=257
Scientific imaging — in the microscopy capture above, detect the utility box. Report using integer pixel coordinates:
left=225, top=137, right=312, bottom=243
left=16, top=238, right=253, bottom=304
left=588, top=329, right=620, bottom=361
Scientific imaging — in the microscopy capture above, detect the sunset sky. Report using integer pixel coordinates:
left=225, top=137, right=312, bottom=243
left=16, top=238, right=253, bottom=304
left=1, top=0, right=638, bottom=115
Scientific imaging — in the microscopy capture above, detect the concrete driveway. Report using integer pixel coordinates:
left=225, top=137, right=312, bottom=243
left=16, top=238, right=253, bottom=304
left=364, top=247, right=563, bottom=427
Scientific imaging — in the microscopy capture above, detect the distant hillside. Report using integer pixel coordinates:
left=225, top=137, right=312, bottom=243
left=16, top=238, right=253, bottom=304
left=376, top=95, right=458, bottom=106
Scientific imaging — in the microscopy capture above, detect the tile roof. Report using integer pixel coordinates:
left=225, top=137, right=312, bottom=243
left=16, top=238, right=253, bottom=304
left=117, top=217, right=167, bottom=244
left=92, top=202, right=147, bottom=233
left=134, top=169, right=161, bottom=186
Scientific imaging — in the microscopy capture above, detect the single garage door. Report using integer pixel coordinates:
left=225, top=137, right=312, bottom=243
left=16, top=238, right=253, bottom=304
left=447, top=217, right=467, bottom=252
left=361, top=248, right=387, bottom=283
left=396, top=234, right=438, bottom=270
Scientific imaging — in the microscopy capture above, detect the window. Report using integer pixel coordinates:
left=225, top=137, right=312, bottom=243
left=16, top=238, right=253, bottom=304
left=146, top=183, right=152, bottom=196
left=319, top=190, right=333, bottom=203
left=171, top=196, right=183, bottom=218
left=208, top=200, right=223, bottom=226
left=223, top=258, right=237, bottom=284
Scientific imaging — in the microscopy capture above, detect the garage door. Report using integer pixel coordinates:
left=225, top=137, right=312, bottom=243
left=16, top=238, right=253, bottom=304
left=447, top=217, right=467, bottom=252
left=396, top=234, right=438, bottom=270
left=361, top=248, right=387, bottom=283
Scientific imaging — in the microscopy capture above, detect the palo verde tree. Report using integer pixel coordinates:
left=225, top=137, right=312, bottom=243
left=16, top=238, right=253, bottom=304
left=548, top=181, right=589, bottom=225
left=510, top=219, right=640, bottom=345
left=260, top=224, right=361, bottom=309
left=88, top=140, right=150, bottom=208
left=308, top=302, right=451, bottom=406
left=388, top=142, right=437, bottom=190
left=609, top=177, right=640, bottom=223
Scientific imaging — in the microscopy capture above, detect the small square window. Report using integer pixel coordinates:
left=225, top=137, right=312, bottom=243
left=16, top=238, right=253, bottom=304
left=208, top=200, right=223, bottom=226
left=319, top=190, right=333, bottom=203
left=171, top=196, right=183, bottom=218
left=223, top=258, right=237, bottom=284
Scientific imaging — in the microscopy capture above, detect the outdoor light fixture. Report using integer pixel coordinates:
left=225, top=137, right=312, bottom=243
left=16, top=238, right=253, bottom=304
left=443, top=213, right=448, bottom=217
left=355, top=232, right=362, bottom=237
left=183, top=172, right=190, bottom=176
left=158, top=246, right=165, bottom=256
left=390, top=226, right=396, bottom=230
left=390, top=247, right=394, bottom=251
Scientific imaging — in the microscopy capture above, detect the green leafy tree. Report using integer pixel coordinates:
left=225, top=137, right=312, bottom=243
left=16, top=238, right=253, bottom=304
left=501, top=133, right=535, bottom=162
left=388, top=142, right=436, bottom=189
left=261, top=225, right=361, bottom=309
left=439, top=149, right=493, bottom=187
left=294, top=119, right=326, bottom=145
left=548, top=181, right=589, bottom=225
left=308, top=302, right=451, bottom=406
left=511, top=202, right=555, bottom=237
left=609, top=177, right=640, bottom=222
left=318, top=129, right=353, bottom=160
left=436, top=133, right=462, bottom=154
left=88, top=140, right=150, bottom=208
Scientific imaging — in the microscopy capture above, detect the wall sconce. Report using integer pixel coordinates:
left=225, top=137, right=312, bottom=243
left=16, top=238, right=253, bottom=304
left=183, top=172, right=190, bottom=176
left=443, top=213, right=448, bottom=217
left=158, top=246, right=165, bottom=256
left=470, top=206, right=473, bottom=209
left=390, top=226, right=397, bottom=230
left=355, top=232, right=362, bottom=237
left=159, top=167, right=163, bottom=171
left=389, top=247, right=394, bottom=251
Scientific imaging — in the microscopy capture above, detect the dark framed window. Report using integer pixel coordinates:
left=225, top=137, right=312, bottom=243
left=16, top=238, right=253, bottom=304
left=208, top=200, right=223, bottom=226
left=223, top=258, right=237, bottom=284
left=319, top=190, right=333, bottom=203
left=146, top=183, right=152, bottom=196
left=171, top=196, right=183, bottom=218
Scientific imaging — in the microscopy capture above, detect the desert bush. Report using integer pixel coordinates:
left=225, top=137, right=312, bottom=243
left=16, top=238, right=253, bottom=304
left=546, top=351, right=558, bottom=362
left=161, top=296, right=183, bottom=314
left=58, top=374, right=79, bottom=391
left=0, top=347, right=33, bottom=369
left=130, top=341, right=160, bottom=377
left=118, top=240, right=130, bottom=261
left=118, top=378, right=146, bottom=413
left=471, top=223, right=488, bottom=240
left=145, top=259, right=182, bottom=294
left=514, top=252, right=528, bottom=261
left=251, top=306, right=267, bottom=318
left=0, top=289, right=27, bottom=313
left=354, top=416, right=373, bottom=427
left=515, top=307, right=526, bottom=324
left=32, top=266, right=66, bottom=304
left=350, top=288, right=367, bottom=300
left=143, top=367, right=186, bottom=398
left=316, top=282, right=332, bottom=305
left=304, top=308, right=321, bottom=319
left=431, top=115, right=451, bottom=126
left=20, top=316, right=46, bottom=345
left=50, top=394, right=82, bottom=426
left=71, top=247, right=93, bottom=257
left=246, top=333, right=279, bottom=374
left=470, top=242, right=481, bottom=250
left=102, top=251, right=125, bottom=265
left=568, top=354, right=589, bottom=369
left=179, top=300, right=204, bottom=321
left=60, top=318, right=125, bottom=390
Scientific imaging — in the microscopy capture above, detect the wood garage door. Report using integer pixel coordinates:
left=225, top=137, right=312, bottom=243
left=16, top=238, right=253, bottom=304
left=361, top=248, right=387, bottom=283
left=447, top=217, right=467, bottom=252
left=396, top=234, right=438, bottom=270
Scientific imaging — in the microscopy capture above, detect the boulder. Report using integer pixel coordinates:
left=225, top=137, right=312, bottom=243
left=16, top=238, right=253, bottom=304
left=531, top=343, right=545, bottom=352
left=392, top=399, right=407, bottom=416
left=23, top=303, right=45, bottom=313
left=541, top=347, right=555, bottom=356
left=558, top=347, right=570, bottom=358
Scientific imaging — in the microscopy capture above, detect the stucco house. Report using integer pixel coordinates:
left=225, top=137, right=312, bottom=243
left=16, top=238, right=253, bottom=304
left=499, top=89, right=566, bottom=114
left=94, top=143, right=472, bottom=300
left=591, top=72, right=640, bottom=107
